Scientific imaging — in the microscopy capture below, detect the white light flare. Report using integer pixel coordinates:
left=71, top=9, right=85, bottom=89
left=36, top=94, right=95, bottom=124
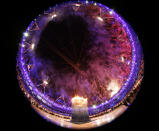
left=31, top=43, right=35, bottom=50
left=109, top=10, right=114, bottom=15
left=51, top=14, right=57, bottom=19
left=75, top=3, right=80, bottom=7
left=121, top=56, right=125, bottom=62
left=93, top=105, right=96, bottom=109
left=107, top=80, right=120, bottom=97
left=43, top=80, right=48, bottom=86
left=21, top=44, right=25, bottom=48
left=96, top=119, right=101, bottom=126
left=97, top=16, right=104, bottom=22
left=23, top=32, right=29, bottom=37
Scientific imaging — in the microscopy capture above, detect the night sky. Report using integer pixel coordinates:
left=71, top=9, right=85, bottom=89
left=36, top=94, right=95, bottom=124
left=1, top=0, right=155, bottom=130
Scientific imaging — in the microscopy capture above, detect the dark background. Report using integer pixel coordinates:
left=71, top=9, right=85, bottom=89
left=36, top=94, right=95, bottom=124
left=2, top=0, right=155, bottom=130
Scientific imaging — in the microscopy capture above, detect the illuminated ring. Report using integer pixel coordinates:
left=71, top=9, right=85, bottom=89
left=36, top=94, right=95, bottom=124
left=17, top=0, right=144, bottom=129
